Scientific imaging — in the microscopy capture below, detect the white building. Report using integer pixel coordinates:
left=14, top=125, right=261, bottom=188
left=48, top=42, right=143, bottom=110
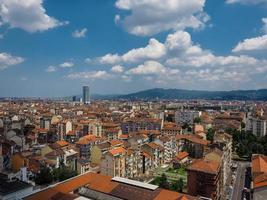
left=175, top=110, right=202, bottom=125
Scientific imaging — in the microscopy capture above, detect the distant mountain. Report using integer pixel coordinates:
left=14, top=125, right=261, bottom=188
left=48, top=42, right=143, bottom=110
left=117, top=88, right=267, bottom=101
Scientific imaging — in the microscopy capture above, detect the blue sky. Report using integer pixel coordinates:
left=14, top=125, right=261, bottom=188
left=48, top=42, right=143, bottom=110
left=0, top=0, right=267, bottom=97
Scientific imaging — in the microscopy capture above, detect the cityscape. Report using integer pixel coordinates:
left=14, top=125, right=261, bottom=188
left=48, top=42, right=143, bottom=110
left=0, top=1, right=267, bottom=200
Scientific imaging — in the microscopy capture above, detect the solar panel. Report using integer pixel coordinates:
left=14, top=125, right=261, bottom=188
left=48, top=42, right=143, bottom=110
left=111, top=177, right=158, bottom=190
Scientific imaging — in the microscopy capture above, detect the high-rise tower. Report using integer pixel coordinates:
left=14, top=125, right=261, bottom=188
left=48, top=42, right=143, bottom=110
left=82, top=86, right=90, bottom=104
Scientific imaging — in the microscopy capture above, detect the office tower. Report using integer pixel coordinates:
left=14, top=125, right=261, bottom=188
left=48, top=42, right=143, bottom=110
left=72, top=96, right=77, bottom=102
left=82, top=86, right=90, bottom=104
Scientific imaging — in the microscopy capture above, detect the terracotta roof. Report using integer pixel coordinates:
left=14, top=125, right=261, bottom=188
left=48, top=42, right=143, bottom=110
left=55, top=140, right=69, bottom=147
left=252, top=154, right=267, bottom=176
left=66, top=130, right=76, bottom=136
left=154, top=190, right=197, bottom=200
left=108, top=147, right=126, bottom=156
left=24, top=172, right=199, bottom=200
left=176, top=151, right=189, bottom=161
left=119, top=134, right=129, bottom=139
left=253, top=173, right=267, bottom=189
left=76, top=134, right=97, bottom=145
left=187, top=159, right=220, bottom=174
left=109, top=139, right=123, bottom=147
left=252, top=154, right=267, bottom=189
left=176, top=134, right=210, bottom=146
left=147, top=142, right=160, bottom=149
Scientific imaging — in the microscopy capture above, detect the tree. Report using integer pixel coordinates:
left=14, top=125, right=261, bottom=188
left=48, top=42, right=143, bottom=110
left=206, top=128, right=215, bottom=143
left=35, top=165, right=53, bottom=185
left=159, top=173, right=169, bottom=189
left=172, top=178, right=184, bottom=192
left=52, top=166, right=77, bottom=182
left=193, top=117, right=201, bottom=124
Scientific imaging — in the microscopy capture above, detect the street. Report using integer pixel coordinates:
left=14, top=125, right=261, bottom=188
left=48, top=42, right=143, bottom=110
left=232, top=162, right=250, bottom=200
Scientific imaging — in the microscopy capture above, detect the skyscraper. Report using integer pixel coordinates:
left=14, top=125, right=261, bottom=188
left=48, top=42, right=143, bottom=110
left=82, top=86, right=90, bottom=104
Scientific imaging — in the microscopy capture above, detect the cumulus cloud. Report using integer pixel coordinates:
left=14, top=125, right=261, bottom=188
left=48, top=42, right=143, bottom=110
left=72, top=28, right=87, bottom=38
left=98, top=38, right=166, bottom=64
left=127, top=61, right=166, bottom=75
left=232, top=35, right=267, bottom=52
left=67, top=71, right=112, bottom=80
left=114, top=0, right=208, bottom=36
left=232, top=18, right=267, bottom=52
left=95, top=29, right=267, bottom=89
left=262, top=18, right=267, bottom=33
left=111, top=65, right=124, bottom=73
left=226, top=0, right=267, bottom=5
left=0, top=0, right=68, bottom=33
left=0, top=52, right=24, bottom=70
left=59, top=62, right=74, bottom=68
left=46, top=65, right=56, bottom=73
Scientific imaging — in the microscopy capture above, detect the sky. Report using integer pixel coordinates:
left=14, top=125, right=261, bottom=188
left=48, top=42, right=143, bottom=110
left=0, top=0, right=267, bottom=97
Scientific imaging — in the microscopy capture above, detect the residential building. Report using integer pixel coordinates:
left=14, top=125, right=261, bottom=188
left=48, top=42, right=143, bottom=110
left=187, top=159, right=221, bottom=200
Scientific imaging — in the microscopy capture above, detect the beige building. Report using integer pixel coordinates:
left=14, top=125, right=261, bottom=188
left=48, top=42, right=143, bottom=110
left=100, top=147, right=126, bottom=177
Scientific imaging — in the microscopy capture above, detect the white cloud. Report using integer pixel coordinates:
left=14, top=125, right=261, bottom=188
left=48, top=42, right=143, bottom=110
left=0, top=52, right=24, bottom=70
left=72, top=28, right=87, bottom=38
left=114, top=14, right=120, bottom=24
left=226, top=0, right=267, bottom=5
left=232, top=17, right=267, bottom=53
left=233, top=35, right=267, bottom=52
left=127, top=61, right=166, bottom=75
left=99, top=38, right=166, bottom=64
left=114, top=0, right=208, bottom=36
left=84, top=58, right=91, bottom=64
left=20, top=77, right=27, bottom=81
left=59, top=62, right=74, bottom=68
left=262, top=18, right=267, bottom=33
left=67, top=71, right=111, bottom=80
left=111, top=65, right=124, bottom=73
left=92, top=29, right=267, bottom=90
left=99, top=53, right=121, bottom=65
left=46, top=65, right=56, bottom=73
left=0, top=0, right=67, bottom=33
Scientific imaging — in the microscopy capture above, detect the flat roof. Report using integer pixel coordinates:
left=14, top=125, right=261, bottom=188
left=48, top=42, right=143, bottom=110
left=111, top=176, right=158, bottom=190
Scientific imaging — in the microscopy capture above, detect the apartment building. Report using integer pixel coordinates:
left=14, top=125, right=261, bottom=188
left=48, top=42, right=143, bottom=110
left=101, top=147, right=126, bottom=177
left=121, top=118, right=162, bottom=134
left=187, top=159, right=221, bottom=200
left=175, top=110, right=201, bottom=125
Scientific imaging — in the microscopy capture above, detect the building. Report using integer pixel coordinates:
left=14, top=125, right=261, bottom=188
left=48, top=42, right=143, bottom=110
left=251, top=154, right=267, bottom=200
left=100, top=147, right=126, bottom=177
left=187, top=159, right=221, bottom=200
left=24, top=172, right=198, bottom=200
left=0, top=174, right=33, bottom=200
left=121, top=118, right=162, bottom=134
left=252, top=117, right=267, bottom=137
left=82, top=85, right=90, bottom=104
left=175, top=110, right=201, bottom=125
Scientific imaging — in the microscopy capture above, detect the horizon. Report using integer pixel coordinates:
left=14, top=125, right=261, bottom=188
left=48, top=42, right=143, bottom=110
left=0, top=0, right=267, bottom=96
left=1, top=87, right=267, bottom=98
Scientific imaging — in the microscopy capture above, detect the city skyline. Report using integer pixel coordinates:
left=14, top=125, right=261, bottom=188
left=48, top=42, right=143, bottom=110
left=0, top=0, right=267, bottom=97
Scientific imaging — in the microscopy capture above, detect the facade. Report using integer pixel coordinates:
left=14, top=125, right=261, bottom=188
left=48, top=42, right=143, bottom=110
left=175, top=110, right=201, bottom=125
left=187, top=159, right=221, bottom=200
left=82, top=85, right=90, bottom=104
left=251, top=154, right=267, bottom=200
left=24, top=172, right=198, bottom=200
left=100, top=147, right=126, bottom=177
left=252, top=118, right=267, bottom=137
left=121, top=118, right=162, bottom=134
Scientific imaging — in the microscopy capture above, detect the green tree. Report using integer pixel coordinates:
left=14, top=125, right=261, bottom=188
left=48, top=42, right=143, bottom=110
left=206, top=128, right=215, bottom=143
left=159, top=173, right=169, bottom=189
left=52, top=166, right=77, bottom=182
left=172, top=178, right=184, bottom=192
left=193, top=117, right=201, bottom=124
left=35, top=165, right=53, bottom=185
